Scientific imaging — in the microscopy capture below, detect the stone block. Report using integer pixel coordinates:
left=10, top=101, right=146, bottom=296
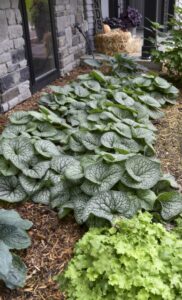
left=8, top=96, right=20, bottom=109
left=6, top=9, right=16, bottom=25
left=72, top=35, right=80, bottom=46
left=11, top=0, right=19, bottom=9
left=65, top=27, right=72, bottom=47
left=59, top=47, right=69, bottom=58
left=8, top=25, right=23, bottom=39
left=1, top=86, right=19, bottom=103
left=56, top=16, right=68, bottom=32
left=15, top=9, right=22, bottom=24
left=19, top=59, right=27, bottom=68
left=70, top=14, right=75, bottom=25
left=58, top=36, right=66, bottom=48
left=12, top=70, right=20, bottom=84
left=11, top=48, right=25, bottom=64
left=0, top=1, right=10, bottom=9
left=6, top=61, right=19, bottom=73
left=20, top=67, right=30, bottom=82
left=0, top=102, right=9, bottom=113
left=18, top=81, right=31, bottom=100
left=14, top=37, right=25, bottom=49
left=61, top=62, right=74, bottom=76
left=0, top=73, right=14, bottom=93
left=55, top=5, right=65, bottom=12
left=0, top=40, right=14, bottom=55
left=0, top=11, right=8, bottom=42
left=0, top=52, right=11, bottom=64
left=75, top=14, right=84, bottom=24
left=0, top=64, right=7, bottom=77
left=60, top=54, right=74, bottom=68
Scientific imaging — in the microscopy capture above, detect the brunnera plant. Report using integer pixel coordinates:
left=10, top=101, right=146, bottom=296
left=0, top=65, right=181, bottom=227
left=0, top=209, right=32, bottom=289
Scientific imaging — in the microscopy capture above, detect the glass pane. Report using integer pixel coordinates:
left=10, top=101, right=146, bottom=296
left=25, top=0, right=56, bottom=79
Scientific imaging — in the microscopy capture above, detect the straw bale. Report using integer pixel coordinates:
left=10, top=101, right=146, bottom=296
left=94, top=29, right=142, bottom=56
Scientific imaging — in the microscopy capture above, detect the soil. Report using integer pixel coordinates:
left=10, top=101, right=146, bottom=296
left=0, top=66, right=182, bottom=299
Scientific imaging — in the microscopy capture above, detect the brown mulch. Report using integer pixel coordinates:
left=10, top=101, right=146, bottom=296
left=0, top=203, right=85, bottom=300
left=0, top=66, right=182, bottom=299
left=155, top=92, right=182, bottom=188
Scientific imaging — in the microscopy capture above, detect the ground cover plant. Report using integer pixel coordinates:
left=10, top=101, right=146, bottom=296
left=0, top=209, right=32, bottom=289
left=0, top=54, right=182, bottom=291
left=57, top=212, right=182, bottom=300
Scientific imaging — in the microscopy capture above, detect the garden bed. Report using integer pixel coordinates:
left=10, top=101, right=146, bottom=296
left=0, top=65, right=182, bottom=299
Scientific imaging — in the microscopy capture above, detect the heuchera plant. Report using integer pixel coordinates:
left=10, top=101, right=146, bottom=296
left=57, top=212, right=182, bottom=300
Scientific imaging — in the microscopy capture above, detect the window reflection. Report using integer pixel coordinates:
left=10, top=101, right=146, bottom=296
left=25, top=0, right=56, bottom=79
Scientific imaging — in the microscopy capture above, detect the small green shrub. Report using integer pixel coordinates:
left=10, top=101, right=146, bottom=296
left=151, top=6, right=182, bottom=82
left=57, top=212, right=182, bottom=300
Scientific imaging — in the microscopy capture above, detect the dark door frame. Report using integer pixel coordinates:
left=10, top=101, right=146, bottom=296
left=109, top=0, right=119, bottom=17
left=20, top=0, right=60, bottom=93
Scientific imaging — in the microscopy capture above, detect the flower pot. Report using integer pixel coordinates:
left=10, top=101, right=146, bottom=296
left=128, top=27, right=137, bottom=37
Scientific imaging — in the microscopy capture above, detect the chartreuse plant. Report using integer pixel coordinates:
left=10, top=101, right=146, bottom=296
left=0, top=209, right=32, bottom=289
left=57, top=212, right=182, bottom=300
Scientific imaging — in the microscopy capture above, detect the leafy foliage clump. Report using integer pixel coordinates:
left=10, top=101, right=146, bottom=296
left=0, top=209, right=32, bottom=289
left=57, top=212, right=182, bottom=300
left=0, top=55, right=181, bottom=226
left=151, top=6, right=182, bottom=82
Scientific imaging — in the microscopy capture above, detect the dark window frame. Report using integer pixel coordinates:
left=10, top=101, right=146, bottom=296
left=109, top=0, right=119, bottom=18
left=20, top=0, right=60, bottom=93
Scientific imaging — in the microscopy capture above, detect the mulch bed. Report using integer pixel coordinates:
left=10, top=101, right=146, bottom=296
left=155, top=92, right=182, bottom=188
left=0, top=66, right=182, bottom=299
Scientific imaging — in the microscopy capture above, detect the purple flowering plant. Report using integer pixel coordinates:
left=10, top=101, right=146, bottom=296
left=120, top=6, right=142, bottom=28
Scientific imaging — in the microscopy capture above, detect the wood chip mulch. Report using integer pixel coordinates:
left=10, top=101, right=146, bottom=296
left=155, top=92, right=182, bottom=188
left=0, top=67, right=182, bottom=299
left=0, top=203, right=85, bottom=300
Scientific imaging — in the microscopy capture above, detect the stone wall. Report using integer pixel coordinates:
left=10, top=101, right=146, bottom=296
left=0, top=0, right=31, bottom=113
left=0, top=0, right=87, bottom=113
left=55, top=0, right=87, bottom=76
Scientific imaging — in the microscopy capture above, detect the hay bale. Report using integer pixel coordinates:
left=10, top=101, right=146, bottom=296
left=94, top=29, right=142, bottom=56
left=125, top=37, right=143, bottom=54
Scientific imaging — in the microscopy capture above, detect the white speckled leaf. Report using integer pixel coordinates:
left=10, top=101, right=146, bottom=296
left=35, top=140, right=60, bottom=158
left=122, top=155, right=161, bottom=189
left=0, top=176, right=27, bottom=203
left=9, top=111, right=32, bottom=125
left=84, top=161, right=122, bottom=186
left=0, top=156, right=18, bottom=176
left=156, top=192, right=182, bottom=220
left=2, top=137, right=34, bottom=168
left=83, top=191, right=140, bottom=223
left=3, top=254, right=27, bottom=289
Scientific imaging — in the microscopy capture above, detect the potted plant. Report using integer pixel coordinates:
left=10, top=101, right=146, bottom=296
left=120, top=6, right=142, bottom=36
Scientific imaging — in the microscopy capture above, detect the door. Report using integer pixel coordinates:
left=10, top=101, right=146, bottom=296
left=20, top=0, right=59, bottom=92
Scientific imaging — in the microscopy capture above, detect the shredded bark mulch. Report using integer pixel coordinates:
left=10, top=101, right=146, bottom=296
left=155, top=92, right=182, bottom=188
left=0, top=66, right=182, bottom=299
left=0, top=203, right=85, bottom=300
